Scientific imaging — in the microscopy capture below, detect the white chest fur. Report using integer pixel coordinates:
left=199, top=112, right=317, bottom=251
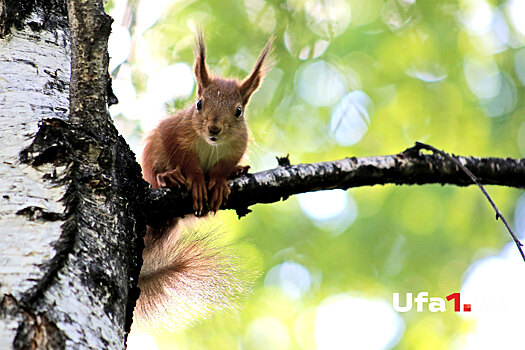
left=193, top=138, right=231, bottom=173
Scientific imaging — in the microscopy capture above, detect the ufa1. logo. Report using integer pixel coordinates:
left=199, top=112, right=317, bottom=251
left=393, top=292, right=471, bottom=312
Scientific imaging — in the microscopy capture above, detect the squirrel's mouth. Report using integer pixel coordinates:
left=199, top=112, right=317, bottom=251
left=205, top=135, right=220, bottom=145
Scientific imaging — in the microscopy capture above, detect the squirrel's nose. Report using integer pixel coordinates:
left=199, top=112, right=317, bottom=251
left=208, top=125, right=222, bottom=135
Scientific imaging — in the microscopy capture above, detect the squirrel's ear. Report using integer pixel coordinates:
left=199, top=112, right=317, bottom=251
left=194, top=32, right=210, bottom=96
left=240, top=36, right=273, bottom=105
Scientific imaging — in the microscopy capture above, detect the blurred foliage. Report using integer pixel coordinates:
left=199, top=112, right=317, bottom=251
left=106, top=0, right=525, bottom=348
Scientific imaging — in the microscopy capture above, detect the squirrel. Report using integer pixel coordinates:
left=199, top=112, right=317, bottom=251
left=134, top=33, right=272, bottom=329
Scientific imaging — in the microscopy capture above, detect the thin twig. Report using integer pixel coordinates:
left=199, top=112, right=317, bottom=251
left=415, top=142, right=525, bottom=262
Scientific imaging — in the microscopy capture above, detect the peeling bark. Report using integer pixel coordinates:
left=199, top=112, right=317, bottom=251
left=1, top=295, right=65, bottom=349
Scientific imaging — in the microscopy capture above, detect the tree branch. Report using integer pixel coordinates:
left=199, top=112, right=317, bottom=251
left=144, top=143, right=525, bottom=225
left=414, top=142, right=525, bottom=262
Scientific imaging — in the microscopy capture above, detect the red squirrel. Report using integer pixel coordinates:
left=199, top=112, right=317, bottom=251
left=135, top=34, right=272, bottom=329
left=141, top=34, right=272, bottom=214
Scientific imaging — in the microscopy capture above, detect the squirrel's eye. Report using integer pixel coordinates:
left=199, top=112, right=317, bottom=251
left=235, top=106, right=242, bottom=118
left=196, top=99, right=202, bottom=111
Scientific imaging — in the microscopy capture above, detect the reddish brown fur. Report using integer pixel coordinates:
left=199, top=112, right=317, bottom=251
left=141, top=34, right=272, bottom=213
left=136, top=224, right=251, bottom=329
left=135, top=35, right=272, bottom=328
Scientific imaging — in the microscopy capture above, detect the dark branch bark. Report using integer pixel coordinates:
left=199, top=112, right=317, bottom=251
left=415, top=142, right=525, bottom=261
left=144, top=144, right=525, bottom=226
left=68, top=0, right=113, bottom=129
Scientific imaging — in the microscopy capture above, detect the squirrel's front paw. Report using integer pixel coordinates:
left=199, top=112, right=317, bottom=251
left=156, top=166, right=186, bottom=188
left=208, top=177, right=230, bottom=213
left=185, top=172, right=207, bottom=215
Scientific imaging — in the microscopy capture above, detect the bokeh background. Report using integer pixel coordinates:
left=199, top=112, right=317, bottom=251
left=104, top=0, right=525, bottom=349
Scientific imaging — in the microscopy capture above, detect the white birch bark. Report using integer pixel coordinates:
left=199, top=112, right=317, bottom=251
left=0, top=8, right=132, bottom=349
left=0, top=10, right=69, bottom=347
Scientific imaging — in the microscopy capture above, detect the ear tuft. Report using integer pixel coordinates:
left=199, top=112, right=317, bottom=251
left=240, top=36, right=274, bottom=105
left=194, top=31, right=210, bottom=96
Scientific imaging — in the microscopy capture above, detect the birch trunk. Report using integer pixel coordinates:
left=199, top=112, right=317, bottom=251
left=0, top=1, right=145, bottom=349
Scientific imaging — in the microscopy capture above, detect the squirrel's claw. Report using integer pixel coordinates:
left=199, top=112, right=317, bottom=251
left=156, top=166, right=186, bottom=188
left=185, top=172, right=207, bottom=213
left=208, top=177, right=231, bottom=212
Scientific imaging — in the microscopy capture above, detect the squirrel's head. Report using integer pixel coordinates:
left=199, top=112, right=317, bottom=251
left=192, top=33, right=272, bottom=145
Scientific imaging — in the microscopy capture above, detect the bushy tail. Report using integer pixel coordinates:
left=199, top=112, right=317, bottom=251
left=134, top=222, right=251, bottom=331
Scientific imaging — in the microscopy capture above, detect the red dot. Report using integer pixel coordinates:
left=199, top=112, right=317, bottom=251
left=463, top=304, right=471, bottom=312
